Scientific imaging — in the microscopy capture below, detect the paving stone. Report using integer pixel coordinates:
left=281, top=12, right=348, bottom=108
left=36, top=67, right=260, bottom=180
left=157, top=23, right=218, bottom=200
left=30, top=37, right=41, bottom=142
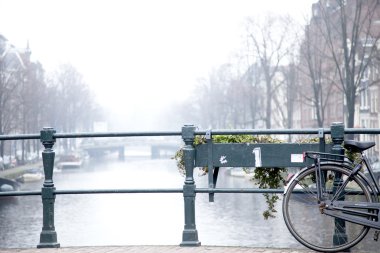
left=0, top=246, right=316, bottom=253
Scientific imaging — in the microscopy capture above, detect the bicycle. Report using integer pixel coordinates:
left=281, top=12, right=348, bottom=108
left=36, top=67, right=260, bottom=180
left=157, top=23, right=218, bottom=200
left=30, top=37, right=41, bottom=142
left=282, top=140, right=380, bottom=252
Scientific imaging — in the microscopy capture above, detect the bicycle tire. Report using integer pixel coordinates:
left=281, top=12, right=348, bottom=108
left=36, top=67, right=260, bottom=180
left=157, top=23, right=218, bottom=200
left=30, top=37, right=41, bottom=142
left=283, top=163, right=372, bottom=252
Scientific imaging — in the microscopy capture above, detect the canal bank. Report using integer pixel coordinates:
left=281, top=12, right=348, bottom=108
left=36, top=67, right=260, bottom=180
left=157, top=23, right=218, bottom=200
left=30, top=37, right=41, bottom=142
left=0, top=245, right=316, bottom=253
left=0, top=162, right=42, bottom=180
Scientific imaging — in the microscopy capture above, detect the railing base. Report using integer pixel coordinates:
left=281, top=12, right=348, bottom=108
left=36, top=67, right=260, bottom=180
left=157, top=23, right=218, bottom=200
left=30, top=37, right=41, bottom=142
left=37, top=230, right=60, bottom=248
left=180, top=229, right=201, bottom=247
left=180, top=241, right=201, bottom=247
left=37, top=242, right=60, bottom=248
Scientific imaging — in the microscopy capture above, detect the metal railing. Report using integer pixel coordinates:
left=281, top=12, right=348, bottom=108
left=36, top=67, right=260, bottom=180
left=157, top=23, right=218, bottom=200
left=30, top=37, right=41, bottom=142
left=0, top=122, right=377, bottom=248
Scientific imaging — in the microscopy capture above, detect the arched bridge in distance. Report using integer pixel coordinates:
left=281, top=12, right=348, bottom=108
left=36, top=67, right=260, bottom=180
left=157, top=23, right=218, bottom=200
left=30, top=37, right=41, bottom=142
left=79, top=137, right=181, bottom=159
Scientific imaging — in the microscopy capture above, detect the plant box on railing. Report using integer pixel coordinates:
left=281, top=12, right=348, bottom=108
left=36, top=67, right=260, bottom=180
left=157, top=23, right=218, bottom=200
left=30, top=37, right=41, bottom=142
left=195, top=143, right=333, bottom=168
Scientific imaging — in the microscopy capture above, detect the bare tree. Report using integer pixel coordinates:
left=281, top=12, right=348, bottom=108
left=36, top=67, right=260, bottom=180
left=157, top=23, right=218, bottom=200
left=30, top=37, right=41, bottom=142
left=46, top=64, right=99, bottom=151
left=16, top=60, right=46, bottom=163
left=245, top=14, right=295, bottom=129
left=316, top=0, right=380, bottom=128
left=272, top=63, right=299, bottom=129
left=298, top=18, right=337, bottom=127
left=188, top=64, right=235, bottom=129
left=239, top=62, right=266, bottom=129
left=0, top=36, right=24, bottom=157
left=176, top=63, right=254, bottom=129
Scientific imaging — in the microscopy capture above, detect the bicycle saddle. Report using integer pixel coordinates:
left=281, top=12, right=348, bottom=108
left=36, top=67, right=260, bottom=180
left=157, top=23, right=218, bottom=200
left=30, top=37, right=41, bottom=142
left=344, top=140, right=375, bottom=153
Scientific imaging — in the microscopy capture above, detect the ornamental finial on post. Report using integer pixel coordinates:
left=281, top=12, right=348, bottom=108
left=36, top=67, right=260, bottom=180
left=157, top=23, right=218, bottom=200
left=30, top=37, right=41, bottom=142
left=181, top=125, right=196, bottom=184
left=182, top=124, right=196, bottom=145
left=41, top=127, right=56, bottom=149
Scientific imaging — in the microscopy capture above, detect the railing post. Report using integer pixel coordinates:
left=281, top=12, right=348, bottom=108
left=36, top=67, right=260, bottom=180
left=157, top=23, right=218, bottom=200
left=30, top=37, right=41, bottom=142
left=331, top=122, right=348, bottom=250
left=331, top=122, right=345, bottom=157
left=180, top=125, right=201, bottom=246
left=37, top=127, right=60, bottom=248
left=318, top=128, right=325, bottom=152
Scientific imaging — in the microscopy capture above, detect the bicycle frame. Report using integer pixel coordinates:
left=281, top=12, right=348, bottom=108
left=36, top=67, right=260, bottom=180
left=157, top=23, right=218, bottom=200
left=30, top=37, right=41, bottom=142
left=310, top=151, right=380, bottom=230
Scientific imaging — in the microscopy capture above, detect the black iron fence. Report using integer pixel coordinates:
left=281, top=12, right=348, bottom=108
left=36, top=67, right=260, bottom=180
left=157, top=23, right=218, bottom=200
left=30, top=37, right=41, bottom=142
left=0, top=122, right=379, bottom=248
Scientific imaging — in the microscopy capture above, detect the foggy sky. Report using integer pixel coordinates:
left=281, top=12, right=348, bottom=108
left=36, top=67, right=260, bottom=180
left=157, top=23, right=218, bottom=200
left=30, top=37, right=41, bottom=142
left=0, top=0, right=316, bottom=131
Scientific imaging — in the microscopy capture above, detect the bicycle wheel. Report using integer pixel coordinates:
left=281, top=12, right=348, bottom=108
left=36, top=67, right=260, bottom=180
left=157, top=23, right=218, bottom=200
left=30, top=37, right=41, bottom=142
left=283, top=164, right=372, bottom=252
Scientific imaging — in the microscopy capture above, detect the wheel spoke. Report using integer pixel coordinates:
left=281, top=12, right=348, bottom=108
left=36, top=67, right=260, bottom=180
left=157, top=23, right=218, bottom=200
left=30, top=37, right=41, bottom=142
left=297, top=182, right=319, bottom=202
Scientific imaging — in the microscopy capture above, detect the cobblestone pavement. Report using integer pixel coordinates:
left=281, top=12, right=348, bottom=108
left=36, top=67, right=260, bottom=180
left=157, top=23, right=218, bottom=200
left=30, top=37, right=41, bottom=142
left=0, top=246, right=316, bottom=253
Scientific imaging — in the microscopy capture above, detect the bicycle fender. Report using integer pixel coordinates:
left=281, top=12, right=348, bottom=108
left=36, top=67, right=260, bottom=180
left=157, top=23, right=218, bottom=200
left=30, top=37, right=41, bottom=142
left=283, top=168, right=306, bottom=195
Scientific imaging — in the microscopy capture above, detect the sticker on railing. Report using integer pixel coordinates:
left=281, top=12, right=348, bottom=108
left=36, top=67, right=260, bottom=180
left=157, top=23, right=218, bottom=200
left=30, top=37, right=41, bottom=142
left=253, top=147, right=262, bottom=167
left=291, top=154, right=304, bottom=163
left=219, top=155, right=228, bottom=164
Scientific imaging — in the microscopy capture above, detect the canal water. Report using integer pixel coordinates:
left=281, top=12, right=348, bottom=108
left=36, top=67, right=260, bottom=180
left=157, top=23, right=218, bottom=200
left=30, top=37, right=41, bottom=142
left=0, top=153, right=377, bottom=251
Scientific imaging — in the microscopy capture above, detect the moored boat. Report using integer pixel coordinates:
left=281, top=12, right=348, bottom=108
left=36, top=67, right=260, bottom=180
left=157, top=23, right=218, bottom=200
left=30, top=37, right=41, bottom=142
left=57, top=152, right=83, bottom=169
left=16, top=168, right=44, bottom=183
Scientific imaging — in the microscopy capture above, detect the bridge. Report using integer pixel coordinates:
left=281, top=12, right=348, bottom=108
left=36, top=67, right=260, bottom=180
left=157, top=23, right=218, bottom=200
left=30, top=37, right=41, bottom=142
left=0, top=123, right=378, bottom=251
left=79, top=138, right=180, bottom=159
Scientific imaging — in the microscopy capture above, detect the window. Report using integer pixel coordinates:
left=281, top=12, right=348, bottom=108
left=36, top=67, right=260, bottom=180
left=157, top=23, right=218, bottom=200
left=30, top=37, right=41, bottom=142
left=312, top=106, right=317, bottom=120
left=360, top=88, right=369, bottom=109
left=360, top=79, right=369, bottom=110
left=370, top=91, right=378, bottom=113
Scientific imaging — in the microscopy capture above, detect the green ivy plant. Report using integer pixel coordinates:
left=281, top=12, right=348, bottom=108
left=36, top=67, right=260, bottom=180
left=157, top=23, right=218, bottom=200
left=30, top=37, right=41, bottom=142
left=173, top=134, right=286, bottom=219
left=253, top=167, right=286, bottom=219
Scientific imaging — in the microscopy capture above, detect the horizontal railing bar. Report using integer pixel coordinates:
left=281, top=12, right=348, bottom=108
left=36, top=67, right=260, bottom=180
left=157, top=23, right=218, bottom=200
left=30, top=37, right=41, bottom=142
left=0, top=134, right=40, bottom=141
left=2, top=128, right=380, bottom=141
left=50, top=128, right=380, bottom=138
left=0, top=190, right=41, bottom=196
left=195, top=129, right=331, bottom=135
left=54, top=131, right=182, bottom=138
left=56, top=188, right=284, bottom=194
left=3, top=188, right=375, bottom=197
left=196, top=188, right=284, bottom=194
left=54, top=189, right=184, bottom=194
left=345, top=128, right=380, bottom=134
left=0, top=188, right=285, bottom=197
